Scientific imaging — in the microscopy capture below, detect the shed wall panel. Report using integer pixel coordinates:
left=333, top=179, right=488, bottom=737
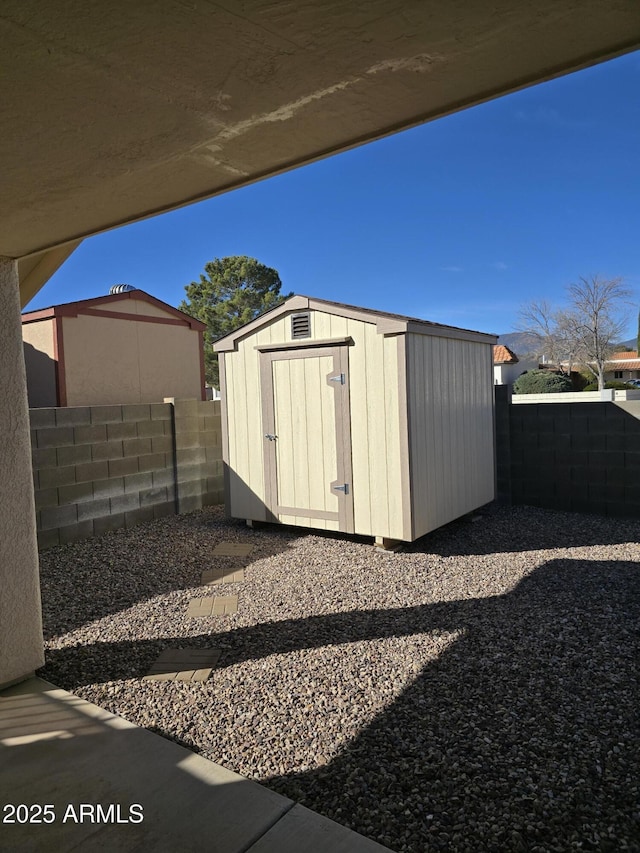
left=407, top=334, right=495, bottom=537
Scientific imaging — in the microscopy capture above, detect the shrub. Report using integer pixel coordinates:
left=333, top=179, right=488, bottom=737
left=513, top=370, right=573, bottom=394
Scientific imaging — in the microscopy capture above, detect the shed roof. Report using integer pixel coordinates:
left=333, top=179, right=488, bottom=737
left=21, top=289, right=206, bottom=331
left=493, top=344, right=519, bottom=365
left=214, top=294, right=497, bottom=352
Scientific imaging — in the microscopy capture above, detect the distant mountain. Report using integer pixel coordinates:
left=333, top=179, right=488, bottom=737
left=497, top=331, right=540, bottom=357
left=497, top=333, right=637, bottom=357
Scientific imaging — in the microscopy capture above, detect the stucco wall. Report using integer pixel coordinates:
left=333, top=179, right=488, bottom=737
left=61, top=311, right=203, bottom=405
left=0, top=258, right=44, bottom=687
left=22, top=318, right=58, bottom=407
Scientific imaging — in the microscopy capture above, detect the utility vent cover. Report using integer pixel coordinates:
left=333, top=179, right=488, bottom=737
left=291, top=312, right=311, bottom=339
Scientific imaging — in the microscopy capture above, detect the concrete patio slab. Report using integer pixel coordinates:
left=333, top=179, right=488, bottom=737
left=202, top=567, right=245, bottom=585
left=249, top=803, right=393, bottom=852
left=0, top=678, right=393, bottom=853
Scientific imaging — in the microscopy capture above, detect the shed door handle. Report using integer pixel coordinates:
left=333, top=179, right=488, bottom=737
left=264, top=433, right=277, bottom=441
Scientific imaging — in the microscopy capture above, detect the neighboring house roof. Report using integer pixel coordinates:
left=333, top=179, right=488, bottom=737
left=606, top=359, right=640, bottom=371
left=609, top=350, right=638, bottom=360
left=493, top=345, right=519, bottom=365
left=21, top=288, right=206, bottom=331
left=215, top=294, right=497, bottom=352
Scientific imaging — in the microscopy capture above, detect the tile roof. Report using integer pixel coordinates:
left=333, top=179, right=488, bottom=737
left=609, top=350, right=638, bottom=360
left=493, top=344, right=519, bottom=364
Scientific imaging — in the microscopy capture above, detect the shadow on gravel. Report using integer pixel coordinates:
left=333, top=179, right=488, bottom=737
left=413, top=503, right=640, bottom=557
left=38, top=511, right=300, bottom=639
left=41, top=559, right=639, bottom=852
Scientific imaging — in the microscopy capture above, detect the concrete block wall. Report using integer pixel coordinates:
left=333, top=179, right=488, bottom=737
left=495, top=392, right=640, bottom=518
left=169, top=398, right=224, bottom=514
left=30, top=400, right=223, bottom=548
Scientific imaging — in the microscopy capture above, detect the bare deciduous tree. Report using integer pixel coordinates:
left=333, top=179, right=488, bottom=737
left=566, top=275, right=632, bottom=390
left=518, top=275, right=633, bottom=390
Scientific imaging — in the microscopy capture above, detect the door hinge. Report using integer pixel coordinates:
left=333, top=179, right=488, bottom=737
left=332, top=483, right=349, bottom=494
left=329, top=373, right=345, bottom=385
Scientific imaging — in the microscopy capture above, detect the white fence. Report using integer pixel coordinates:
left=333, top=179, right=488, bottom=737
left=512, top=389, right=640, bottom=404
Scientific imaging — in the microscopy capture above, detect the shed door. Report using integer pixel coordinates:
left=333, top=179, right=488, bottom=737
left=260, top=345, right=354, bottom=533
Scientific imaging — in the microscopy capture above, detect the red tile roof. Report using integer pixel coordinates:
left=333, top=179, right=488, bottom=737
left=609, top=350, right=638, bottom=360
left=493, top=344, right=519, bottom=364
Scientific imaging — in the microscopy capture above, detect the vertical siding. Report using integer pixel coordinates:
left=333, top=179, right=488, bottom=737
left=223, top=310, right=406, bottom=539
left=407, top=334, right=495, bottom=537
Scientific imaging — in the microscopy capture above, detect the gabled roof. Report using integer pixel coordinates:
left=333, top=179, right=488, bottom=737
left=21, top=289, right=206, bottom=331
left=214, top=294, right=497, bottom=352
left=493, top=344, right=519, bottom=365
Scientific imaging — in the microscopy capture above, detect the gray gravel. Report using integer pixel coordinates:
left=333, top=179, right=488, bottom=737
left=39, top=504, right=640, bottom=852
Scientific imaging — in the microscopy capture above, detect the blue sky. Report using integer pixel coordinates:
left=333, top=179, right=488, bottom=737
left=27, top=50, right=640, bottom=338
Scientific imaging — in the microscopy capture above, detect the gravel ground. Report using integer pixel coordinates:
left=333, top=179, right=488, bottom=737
left=39, top=504, right=639, bottom=853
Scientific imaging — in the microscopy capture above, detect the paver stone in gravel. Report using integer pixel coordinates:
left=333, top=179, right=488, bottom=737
left=144, top=648, right=221, bottom=681
left=202, top=567, right=245, bottom=585
left=187, top=596, right=238, bottom=617
left=212, top=542, right=254, bottom=557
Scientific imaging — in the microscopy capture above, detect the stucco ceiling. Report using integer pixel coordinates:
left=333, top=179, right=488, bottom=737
left=3, top=0, right=640, bottom=263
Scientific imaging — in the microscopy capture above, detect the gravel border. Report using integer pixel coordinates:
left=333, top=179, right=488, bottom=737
left=39, top=504, right=640, bottom=852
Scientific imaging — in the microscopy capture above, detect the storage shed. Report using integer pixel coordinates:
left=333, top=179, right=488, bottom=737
left=22, top=288, right=207, bottom=407
left=214, top=295, right=497, bottom=546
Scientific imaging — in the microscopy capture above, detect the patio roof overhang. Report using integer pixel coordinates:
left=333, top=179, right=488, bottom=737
left=2, top=1, right=640, bottom=304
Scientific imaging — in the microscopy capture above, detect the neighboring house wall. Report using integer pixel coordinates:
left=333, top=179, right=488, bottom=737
left=494, top=359, right=538, bottom=386
left=31, top=399, right=223, bottom=549
left=496, top=385, right=640, bottom=518
left=22, top=290, right=206, bottom=407
left=23, top=318, right=58, bottom=407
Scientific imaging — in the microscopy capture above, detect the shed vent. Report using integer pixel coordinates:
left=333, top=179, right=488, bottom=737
left=291, top=312, right=311, bottom=339
left=109, top=284, right=136, bottom=294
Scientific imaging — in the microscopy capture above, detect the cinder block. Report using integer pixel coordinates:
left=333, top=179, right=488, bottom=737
left=178, top=494, right=203, bottom=514
left=40, top=504, right=77, bottom=530
left=151, top=435, right=173, bottom=454
left=605, top=434, right=625, bottom=452
left=125, top=506, right=154, bottom=528
left=36, top=426, right=75, bottom=448
left=591, top=450, right=624, bottom=469
left=32, top=447, right=58, bottom=469
left=75, top=460, right=109, bottom=483
left=123, top=437, right=152, bottom=457
left=93, top=513, right=126, bottom=536
left=177, top=479, right=206, bottom=499
left=205, top=446, right=222, bottom=463
left=150, top=403, right=172, bottom=421
left=32, top=469, right=39, bottom=491
left=39, top=466, right=76, bottom=489
left=92, top=441, right=124, bottom=462
left=108, top=456, right=140, bottom=478
left=107, top=421, right=138, bottom=440
left=151, top=468, right=174, bottom=488
left=93, top=477, right=125, bottom=499
left=138, top=452, right=168, bottom=473
left=172, top=399, right=199, bottom=418
left=34, top=488, right=59, bottom=510
left=110, top=492, right=140, bottom=514
left=206, top=475, right=223, bottom=494
left=606, top=501, right=640, bottom=518
left=174, top=416, right=200, bottom=437
left=140, top=486, right=168, bottom=507
left=30, top=429, right=38, bottom=449
left=176, top=448, right=204, bottom=467
left=78, top=498, right=110, bottom=521
left=135, top=420, right=165, bottom=439
left=59, top=520, right=95, bottom=544
left=124, top=472, right=153, bottom=493
left=55, top=407, right=91, bottom=427
left=90, top=405, right=123, bottom=424
left=37, top=528, right=60, bottom=550
left=74, top=423, right=108, bottom=444
left=56, top=445, right=92, bottom=466
left=122, top=404, right=151, bottom=422
left=153, top=502, right=175, bottom=520
left=58, top=482, right=94, bottom=505
left=29, top=408, right=56, bottom=429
